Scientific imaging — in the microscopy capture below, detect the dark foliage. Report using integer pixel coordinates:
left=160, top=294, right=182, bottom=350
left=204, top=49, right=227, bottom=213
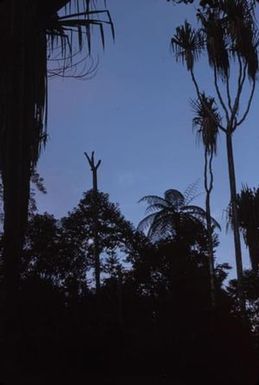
left=0, top=190, right=258, bottom=384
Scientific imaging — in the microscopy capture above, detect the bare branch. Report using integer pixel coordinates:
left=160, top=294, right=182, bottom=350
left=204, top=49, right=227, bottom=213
left=226, top=73, right=233, bottom=113
left=236, top=78, right=256, bottom=127
left=213, top=67, right=229, bottom=125
left=229, top=57, right=245, bottom=130
left=84, top=151, right=101, bottom=171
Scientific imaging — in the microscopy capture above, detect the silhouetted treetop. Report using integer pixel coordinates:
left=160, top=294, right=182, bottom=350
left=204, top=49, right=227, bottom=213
left=138, top=186, right=220, bottom=242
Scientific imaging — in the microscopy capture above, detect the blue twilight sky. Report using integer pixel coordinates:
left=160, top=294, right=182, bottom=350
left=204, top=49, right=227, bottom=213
left=36, top=0, right=259, bottom=277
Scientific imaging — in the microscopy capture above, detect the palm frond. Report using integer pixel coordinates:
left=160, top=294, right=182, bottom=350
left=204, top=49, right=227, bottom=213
left=137, top=212, right=160, bottom=233
left=147, top=213, right=174, bottom=241
left=144, top=203, right=173, bottom=215
left=183, top=180, right=200, bottom=205
left=183, top=204, right=221, bottom=230
left=47, top=2, right=114, bottom=78
left=138, top=195, right=169, bottom=207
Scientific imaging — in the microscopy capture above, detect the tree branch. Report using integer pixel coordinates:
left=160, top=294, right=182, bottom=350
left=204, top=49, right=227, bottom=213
left=213, top=67, right=230, bottom=125
left=236, top=78, right=256, bottom=127
left=230, top=58, right=247, bottom=131
left=226, top=73, right=233, bottom=113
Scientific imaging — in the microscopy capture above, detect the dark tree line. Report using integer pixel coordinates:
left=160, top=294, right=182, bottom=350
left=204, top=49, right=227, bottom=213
left=0, top=187, right=257, bottom=383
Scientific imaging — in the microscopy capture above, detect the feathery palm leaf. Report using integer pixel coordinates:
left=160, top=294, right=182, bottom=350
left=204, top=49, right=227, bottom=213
left=182, top=204, right=220, bottom=229
left=138, top=195, right=169, bottom=208
left=183, top=179, right=201, bottom=205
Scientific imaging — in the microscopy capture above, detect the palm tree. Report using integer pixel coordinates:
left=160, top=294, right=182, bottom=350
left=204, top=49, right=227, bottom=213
left=0, top=0, right=113, bottom=356
left=191, top=93, right=221, bottom=306
left=171, top=0, right=259, bottom=313
left=228, top=186, right=259, bottom=274
left=138, top=186, right=219, bottom=242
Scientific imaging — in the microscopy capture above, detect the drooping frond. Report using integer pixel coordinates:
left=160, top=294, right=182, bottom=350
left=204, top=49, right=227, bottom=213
left=138, top=195, right=169, bottom=208
left=197, top=7, right=229, bottom=79
left=171, top=21, right=204, bottom=71
left=197, top=0, right=259, bottom=80
left=223, top=0, right=259, bottom=80
left=47, top=1, right=115, bottom=78
left=137, top=212, right=164, bottom=234
left=144, top=203, right=173, bottom=215
left=183, top=204, right=220, bottom=229
left=147, top=212, right=175, bottom=241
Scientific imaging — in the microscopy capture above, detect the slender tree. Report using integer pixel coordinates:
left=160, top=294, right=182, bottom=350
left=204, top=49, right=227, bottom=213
left=84, top=151, right=102, bottom=293
left=171, top=0, right=259, bottom=312
left=191, top=93, right=221, bottom=306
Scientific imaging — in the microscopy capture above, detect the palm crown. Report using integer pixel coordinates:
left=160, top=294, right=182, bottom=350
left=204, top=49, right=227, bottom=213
left=138, top=186, right=220, bottom=242
left=191, top=93, right=221, bottom=155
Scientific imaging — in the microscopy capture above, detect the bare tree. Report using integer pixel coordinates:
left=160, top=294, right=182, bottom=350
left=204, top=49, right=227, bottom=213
left=84, top=151, right=102, bottom=293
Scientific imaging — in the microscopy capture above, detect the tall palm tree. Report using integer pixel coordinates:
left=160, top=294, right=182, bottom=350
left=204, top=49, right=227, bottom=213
left=0, top=0, right=113, bottom=350
left=191, top=93, right=221, bottom=306
left=171, top=0, right=259, bottom=313
left=138, top=186, right=220, bottom=242
left=228, top=186, right=259, bottom=274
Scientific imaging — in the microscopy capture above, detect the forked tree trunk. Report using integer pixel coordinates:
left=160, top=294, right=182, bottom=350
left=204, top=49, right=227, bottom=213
left=226, top=132, right=245, bottom=313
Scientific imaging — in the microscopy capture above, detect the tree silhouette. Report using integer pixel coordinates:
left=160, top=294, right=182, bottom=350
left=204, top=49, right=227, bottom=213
left=191, top=93, right=221, bottom=306
left=84, top=151, right=102, bottom=293
left=0, top=0, right=113, bottom=344
left=228, top=186, right=259, bottom=273
left=62, top=190, right=137, bottom=290
left=138, top=186, right=219, bottom=242
left=171, top=0, right=259, bottom=313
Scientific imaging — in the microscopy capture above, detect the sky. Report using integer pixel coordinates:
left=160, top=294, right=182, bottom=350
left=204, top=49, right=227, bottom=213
left=36, top=0, right=259, bottom=278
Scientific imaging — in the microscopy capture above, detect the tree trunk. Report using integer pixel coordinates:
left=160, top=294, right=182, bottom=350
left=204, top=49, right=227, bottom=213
left=226, top=132, right=245, bottom=313
left=248, top=241, right=259, bottom=274
left=204, top=149, right=216, bottom=307
left=85, top=152, right=101, bottom=294
left=0, top=2, right=32, bottom=376
left=92, top=167, right=101, bottom=293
